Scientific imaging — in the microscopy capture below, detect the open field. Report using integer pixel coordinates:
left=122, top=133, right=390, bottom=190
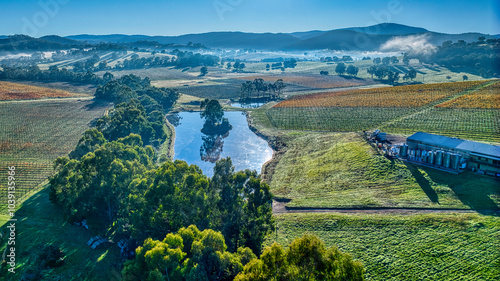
left=231, top=73, right=375, bottom=89
left=0, top=81, right=84, bottom=100
left=0, top=188, right=121, bottom=280
left=0, top=99, right=111, bottom=208
left=267, top=132, right=499, bottom=210
left=270, top=213, right=500, bottom=281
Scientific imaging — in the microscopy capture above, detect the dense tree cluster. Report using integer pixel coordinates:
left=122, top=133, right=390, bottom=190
left=123, top=230, right=365, bottom=281
left=240, top=78, right=286, bottom=100
left=366, top=65, right=416, bottom=85
left=320, top=56, right=353, bottom=63
left=408, top=38, right=500, bottom=78
left=122, top=225, right=257, bottom=281
left=235, top=234, right=365, bottom=281
left=115, top=50, right=220, bottom=71
left=0, top=65, right=105, bottom=84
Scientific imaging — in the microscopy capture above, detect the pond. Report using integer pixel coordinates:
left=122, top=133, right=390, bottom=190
left=170, top=111, right=273, bottom=177
left=230, top=102, right=267, bottom=108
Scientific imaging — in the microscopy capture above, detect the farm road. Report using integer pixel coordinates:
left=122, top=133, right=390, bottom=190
left=273, top=200, right=499, bottom=215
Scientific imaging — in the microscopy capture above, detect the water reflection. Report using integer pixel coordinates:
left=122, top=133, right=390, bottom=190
left=172, top=111, right=273, bottom=177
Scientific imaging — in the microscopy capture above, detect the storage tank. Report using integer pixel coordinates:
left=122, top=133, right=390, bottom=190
left=378, top=132, right=387, bottom=141
left=400, top=145, right=408, bottom=158
left=451, top=154, right=461, bottom=170
left=443, top=152, right=451, bottom=168
left=428, top=151, right=435, bottom=164
left=436, top=151, right=443, bottom=166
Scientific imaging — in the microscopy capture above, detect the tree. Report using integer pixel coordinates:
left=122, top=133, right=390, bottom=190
left=367, top=65, right=377, bottom=79
left=200, top=66, right=208, bottom=76
left=382, top=57, right=391, bottom=65
left=390, top=56, right=399, bottom=64
left=335, top=63, right=346, bottom=75
left=200, top=99, right=232, bottom=134
left=373, top=57, right=381, bottom=64
left=122, top=225, right=256, bottom=281
left=462, top=75, right=468, bottom=81
left=320, top=71, right=329, bottom=75
left=346, top=65, right=359, bottom=77
left=408, top=69, right=417, bottom=81
left=235, top=234, right=365, bottom=281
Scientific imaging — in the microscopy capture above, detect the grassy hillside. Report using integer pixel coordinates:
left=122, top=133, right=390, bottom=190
left=268, top=132, right=499, bottom=210
left=270, top=213, right=500, bottom=281
left=0, top=188, right=121, bottom=280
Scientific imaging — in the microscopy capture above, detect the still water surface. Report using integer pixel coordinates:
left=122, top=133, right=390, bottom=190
left=172, top=111, right=273, bottom=177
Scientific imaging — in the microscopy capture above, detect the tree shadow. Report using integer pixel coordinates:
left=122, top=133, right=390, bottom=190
left=405, top=163, right=439, bottom=204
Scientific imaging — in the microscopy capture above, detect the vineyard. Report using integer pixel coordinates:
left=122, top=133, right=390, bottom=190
left=275, top=80, right=488, bottom=108
left=0, top=99, right=110, bottom=208
left=232, top=74, right=371, bottom=89
left=381, top=108, right=500, bottom=142
left=0, top=81, right=82, bottom=100
left=436, top=81, right=500, bottom=109
left=266, top=80, right=499, bottom=142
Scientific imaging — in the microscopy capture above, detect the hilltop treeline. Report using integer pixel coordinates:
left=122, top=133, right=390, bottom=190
left=0, top=65, right=105, bottom=84
left=409, top=38, right=500, bottom=78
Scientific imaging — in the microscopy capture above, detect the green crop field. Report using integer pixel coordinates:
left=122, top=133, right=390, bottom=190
left=268, top=132, right=499, bottom=210
left=269, top=213, right=500, bottom=281
left=0, top=99, right=111, bottom=208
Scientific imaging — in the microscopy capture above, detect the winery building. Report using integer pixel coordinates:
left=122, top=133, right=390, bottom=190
left=405, top=132, right=500, bottom=175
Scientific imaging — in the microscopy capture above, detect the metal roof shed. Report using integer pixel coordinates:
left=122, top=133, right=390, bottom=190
left=407, top=132, right=500, bottom=160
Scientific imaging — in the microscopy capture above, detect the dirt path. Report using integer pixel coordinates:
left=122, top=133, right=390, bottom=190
left=273, top=200, right=499, bottom=215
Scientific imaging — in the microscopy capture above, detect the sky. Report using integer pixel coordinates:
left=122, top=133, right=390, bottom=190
left=0, top=0, right=498, bottom=37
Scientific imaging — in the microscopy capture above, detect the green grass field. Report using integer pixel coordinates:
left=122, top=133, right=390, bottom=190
left=0, top=188, right=121, bottom=280
left=0, top=99, right=111, bottom=208
left=267, top=132, right=499, bottom=210
left=269, top=213, right=500, bottom=281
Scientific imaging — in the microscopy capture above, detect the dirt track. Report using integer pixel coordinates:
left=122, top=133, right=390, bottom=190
left=273, top=200, right=499, bottom=215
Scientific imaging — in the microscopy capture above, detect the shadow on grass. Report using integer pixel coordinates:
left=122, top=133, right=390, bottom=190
left=406, top=163, right=500, bottom=215
left=405, top=163, right=439, bottom=204
left=0, top=187, right=120, bottom=280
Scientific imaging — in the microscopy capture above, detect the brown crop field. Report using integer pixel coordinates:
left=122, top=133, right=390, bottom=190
left=0, top=81, right=80, bottom=100
left=232, top=74, right=373, bottom=89
left=274, top=80, right=489, bottom=108
left=436, top=80, right=500, bottom=109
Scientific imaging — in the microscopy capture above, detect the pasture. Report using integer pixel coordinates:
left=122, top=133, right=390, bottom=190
left=270, top=213, right=500, bottom=281
left=267, top=132, right=499, bottom=210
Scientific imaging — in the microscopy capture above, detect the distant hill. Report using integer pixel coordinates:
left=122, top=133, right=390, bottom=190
left=0, top=35, right=67, bottom=51
left=40, top=35, right=84, bottom=46
left=2, top=23, right=496, bottom=52
left=341, top=23, right=428, bottom=35
left=68, top=32, right=301, bottom=49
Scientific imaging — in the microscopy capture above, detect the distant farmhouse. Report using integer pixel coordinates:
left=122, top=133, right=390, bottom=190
left=403, top=132, right=500, bottom=176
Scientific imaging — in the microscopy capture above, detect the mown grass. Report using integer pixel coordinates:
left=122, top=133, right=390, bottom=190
left=0, top=187, right=121, bottom=280
left=269, top=132, right=499, bottom=210
left=269, top=213, right=500, bottom=281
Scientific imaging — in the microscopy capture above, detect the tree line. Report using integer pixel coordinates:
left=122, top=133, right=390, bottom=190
left=240, top=78, right=286, bottom=101
left=408, top=37, right=500, bottom=78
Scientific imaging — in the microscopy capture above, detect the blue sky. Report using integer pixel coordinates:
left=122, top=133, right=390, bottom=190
left=0, top=0, right=498, bottom=37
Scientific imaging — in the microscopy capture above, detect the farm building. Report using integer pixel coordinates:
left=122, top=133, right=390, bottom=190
left=404, top=132, right=500, bottom=176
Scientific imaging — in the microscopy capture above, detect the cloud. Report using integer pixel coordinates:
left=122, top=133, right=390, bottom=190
left=380, top=35, right=437, bottom=55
